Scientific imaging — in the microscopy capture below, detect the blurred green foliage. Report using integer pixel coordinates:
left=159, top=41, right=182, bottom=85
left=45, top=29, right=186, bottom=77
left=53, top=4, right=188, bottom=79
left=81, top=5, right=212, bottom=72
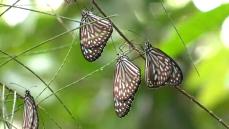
left=0, top=0, right=229, bottom=129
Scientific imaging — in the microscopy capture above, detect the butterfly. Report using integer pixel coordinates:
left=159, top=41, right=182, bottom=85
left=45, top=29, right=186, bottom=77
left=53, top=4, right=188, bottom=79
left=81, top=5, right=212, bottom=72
left=80, top=10, right=113, bottom=62
left=113, top=55, right=141, bottom=117
left=23, top=90, right=39, bottom=129
left=144, top=42, right=183, bottom=88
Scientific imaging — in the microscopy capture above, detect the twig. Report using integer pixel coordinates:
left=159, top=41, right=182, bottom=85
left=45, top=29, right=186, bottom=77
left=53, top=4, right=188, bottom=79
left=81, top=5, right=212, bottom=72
left=0, top=0, right=20, bottom=17
left=1, top=84, right=6, bottom=129
left=38, top=57, right=116, bottom=104
left=91, top=0, right=229, bottom=129
left=0, top=3, right=81, bottom=23
left=9, top=91, right=17, bottom=129
left=0, top=49, right=78, bottom=125
left=175, top=86, right=229, bottom=129
left=0, top=14, right=116, bottom=68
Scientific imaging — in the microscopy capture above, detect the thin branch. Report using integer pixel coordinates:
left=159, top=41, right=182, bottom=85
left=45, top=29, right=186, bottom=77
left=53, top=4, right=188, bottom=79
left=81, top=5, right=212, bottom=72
left=36, top=4, right=78, bottom=99
left=0, top=118, right=18, bottom=129
left=38, top=57, right=116, bottom=104
left=0, top=0, right=20, bottom=17
left=0, top=3, right=81, bottom=23
left=91, top=0, right=229, bottom=129
left=175, top=86, right=229, bottom=129
left=0, top=14, right=116, bottom=68
left=1, top=84, right=6, bottom=129
left=0, top=14, right=117, bottom=127
left=0, top=44, right=75, bottom=60
left=36, top=37, right=76, bottom=99
left=9, top=91, right=17, bottom=129
left=39, top=106, right=63, bottom=129
left=0, top=49, right=78, bottom=124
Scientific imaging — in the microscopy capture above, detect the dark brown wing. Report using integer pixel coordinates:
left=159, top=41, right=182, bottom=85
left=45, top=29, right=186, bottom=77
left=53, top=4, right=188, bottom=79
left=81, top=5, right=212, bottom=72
left=144, top=42, right=183, bottom=87
left=80, top=10, right=113, bottom=48
left=113, top=56, right=141, bottom=118
left=114, top=56, right=141, bottom=101
left=81, top=44, right=105, bottom=62
left=145, top=43, right=173, bottom=87
left=164, top=61, right=183, bottom=86
left=114, top=95, right=134, bottom=118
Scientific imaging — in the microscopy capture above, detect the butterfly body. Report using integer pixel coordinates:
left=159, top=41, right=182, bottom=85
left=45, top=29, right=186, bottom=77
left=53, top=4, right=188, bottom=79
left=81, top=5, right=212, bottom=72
left=144, top=42, right=183, bottom=88
left=113, top=55, right=141, bottom=117
left=80, top=10, right=113, bottom=61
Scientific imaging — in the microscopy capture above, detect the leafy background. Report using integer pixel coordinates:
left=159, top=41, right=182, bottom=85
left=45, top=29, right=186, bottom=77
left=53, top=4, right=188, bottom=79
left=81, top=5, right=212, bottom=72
left=0, top=0, right=229, bottom=129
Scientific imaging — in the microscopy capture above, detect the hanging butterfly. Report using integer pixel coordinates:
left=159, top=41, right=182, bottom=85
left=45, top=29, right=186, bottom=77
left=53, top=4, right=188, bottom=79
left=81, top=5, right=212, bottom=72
left=144, top=42, right=183, bottom=88
left=80, top=10, right=113, bottom=62
left=113, top=55, right=141, bottom=117
left=23, top=90, right=39, bottom=129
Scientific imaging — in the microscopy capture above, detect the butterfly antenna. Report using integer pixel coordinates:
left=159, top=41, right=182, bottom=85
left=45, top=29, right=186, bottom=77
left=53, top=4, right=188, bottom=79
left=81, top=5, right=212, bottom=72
left=8, top=82, right=27, bottom=91
left=159, top=0, right=200, bottom=77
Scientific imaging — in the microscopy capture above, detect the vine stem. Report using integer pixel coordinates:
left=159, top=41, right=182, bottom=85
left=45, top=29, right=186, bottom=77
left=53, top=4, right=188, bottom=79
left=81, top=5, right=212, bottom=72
left=91, top=0, right=229, bottom=129
left=174, top=86, right=229, bottom=129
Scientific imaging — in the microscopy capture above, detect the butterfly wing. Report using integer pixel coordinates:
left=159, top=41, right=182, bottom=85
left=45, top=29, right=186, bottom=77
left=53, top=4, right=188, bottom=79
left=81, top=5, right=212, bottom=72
left=144, top=42, right=183, bottom=87
left=81, top=44, right=105, bottom=62
left=114, top=95, right=134, bottom=118
left=114, top=56, right=141, bottom=101
left=145, top=43, right=173, bottom=87
left=31, top=104, right=39, bottom=129
left=165, top=61, right=183, bottom=86
left=80, top=10, right=113, bottom=48
left=113, top=56, right=141, bottom=117
left=23, top=91, right=39, bottom=129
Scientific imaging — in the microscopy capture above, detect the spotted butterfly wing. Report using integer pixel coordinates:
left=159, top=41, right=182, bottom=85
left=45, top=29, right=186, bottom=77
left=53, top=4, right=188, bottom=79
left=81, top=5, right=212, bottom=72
left=165, top=61, right=183, bottom=85
left=144, top=42, right=183, bottom=87
left=23, top=90, right=39, bottom=129
left=80, top=10, right=113, bottom=61
left=114, top=95, right=134, bottom=118
left=81, top=44, right=105, bottom=62
left=113, top=55, right=141, bottom=117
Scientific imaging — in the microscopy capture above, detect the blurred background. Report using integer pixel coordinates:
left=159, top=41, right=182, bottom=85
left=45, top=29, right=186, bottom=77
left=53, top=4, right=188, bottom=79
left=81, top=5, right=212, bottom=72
left=0, top=0, right=229, bottom=129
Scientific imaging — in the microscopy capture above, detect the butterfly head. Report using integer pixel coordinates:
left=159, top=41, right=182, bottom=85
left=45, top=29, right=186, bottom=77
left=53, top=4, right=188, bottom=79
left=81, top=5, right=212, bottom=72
left=81, top=10, right=92, bottom=17
left=144, top=41, right=152, bottom=52
left=25, top=90, right=31, bottom=97
left=117, top=54, right=129, bottom=62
